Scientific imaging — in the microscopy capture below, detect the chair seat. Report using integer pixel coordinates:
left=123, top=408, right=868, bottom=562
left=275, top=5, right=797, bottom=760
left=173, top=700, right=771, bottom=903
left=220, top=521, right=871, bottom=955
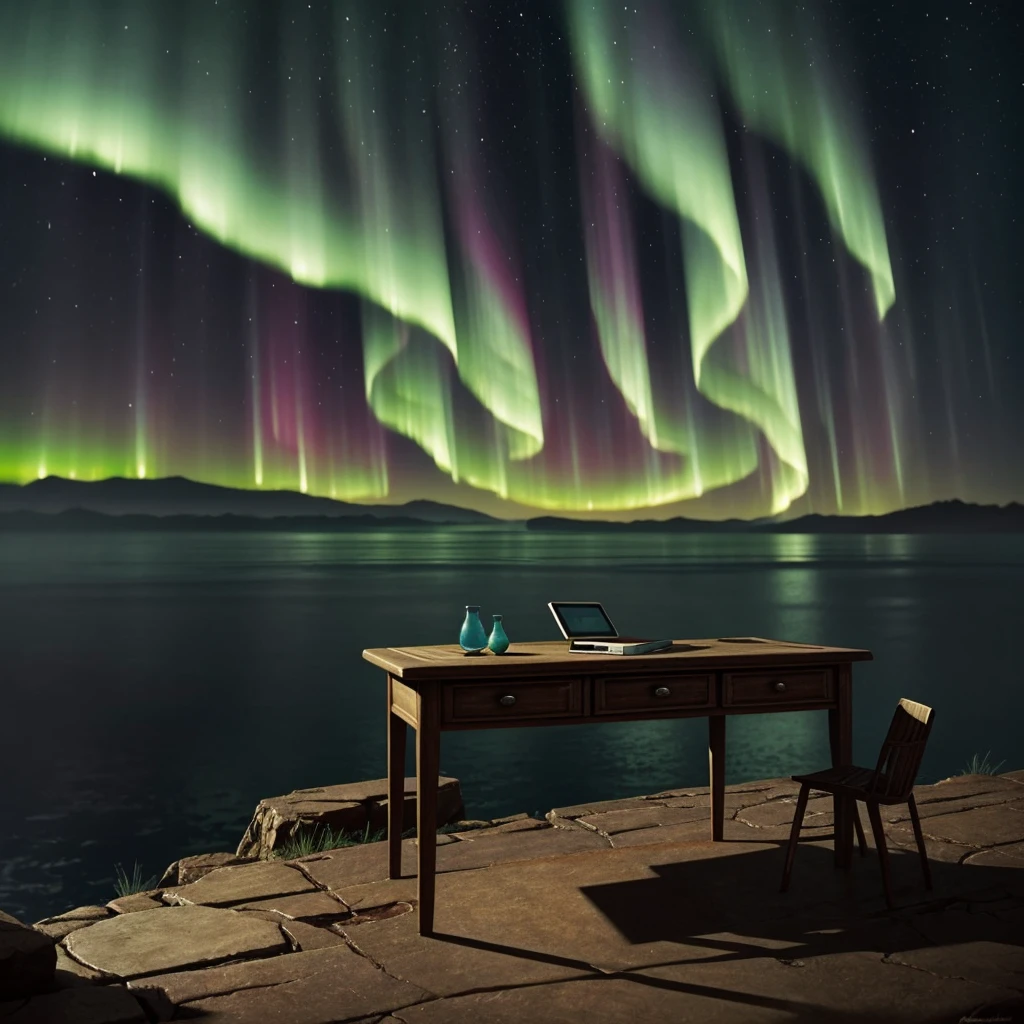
left=792, top=764, right=895, bottom=800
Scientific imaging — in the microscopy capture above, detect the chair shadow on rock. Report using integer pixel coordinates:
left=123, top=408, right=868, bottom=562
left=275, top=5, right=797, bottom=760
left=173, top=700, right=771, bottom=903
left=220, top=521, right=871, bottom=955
left=428, top=841, right=1024, bottom=1024
left=781, top=697, right=936, bottom=909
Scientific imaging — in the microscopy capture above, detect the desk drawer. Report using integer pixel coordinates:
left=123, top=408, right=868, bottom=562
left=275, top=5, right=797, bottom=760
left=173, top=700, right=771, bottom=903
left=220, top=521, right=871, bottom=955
left=723, top=669, right=832, bottom=706
left=442, top=679, right=583, bottom=724
left=595, top=674, right=713, bottom=715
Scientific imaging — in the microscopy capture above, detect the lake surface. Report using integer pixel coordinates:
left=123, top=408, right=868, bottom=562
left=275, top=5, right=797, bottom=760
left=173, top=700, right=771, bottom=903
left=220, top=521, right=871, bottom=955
left=1, top=529, right=1022, bottom=924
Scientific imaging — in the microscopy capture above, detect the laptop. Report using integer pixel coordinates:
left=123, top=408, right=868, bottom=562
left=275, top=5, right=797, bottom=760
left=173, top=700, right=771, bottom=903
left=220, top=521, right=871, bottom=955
left=547, top=601, right=673, bottom=655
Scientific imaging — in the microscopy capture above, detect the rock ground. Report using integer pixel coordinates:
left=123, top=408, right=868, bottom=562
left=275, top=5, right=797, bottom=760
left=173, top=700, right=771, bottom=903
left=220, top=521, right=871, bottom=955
left=3, top=770, right=1023, bottom=1023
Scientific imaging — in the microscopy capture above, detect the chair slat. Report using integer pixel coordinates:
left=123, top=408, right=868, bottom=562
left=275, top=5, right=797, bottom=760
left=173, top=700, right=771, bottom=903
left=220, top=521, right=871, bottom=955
left=871, top=698, right=934, bottom=799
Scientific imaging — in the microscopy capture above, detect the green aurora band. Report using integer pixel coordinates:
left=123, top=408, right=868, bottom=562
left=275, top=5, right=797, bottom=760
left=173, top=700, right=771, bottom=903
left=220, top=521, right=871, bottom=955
left=0, top=0, right=895, bottom=514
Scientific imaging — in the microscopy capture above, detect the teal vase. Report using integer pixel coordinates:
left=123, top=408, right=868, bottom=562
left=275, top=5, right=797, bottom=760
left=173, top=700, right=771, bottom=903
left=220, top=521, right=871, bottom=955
left=488, top=614, right=509, bottom=654
left=459, top=606, right=488, bottom=654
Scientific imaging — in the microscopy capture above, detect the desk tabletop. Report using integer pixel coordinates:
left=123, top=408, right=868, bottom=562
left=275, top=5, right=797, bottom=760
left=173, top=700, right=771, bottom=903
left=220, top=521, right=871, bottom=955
left=362, top=637, right=873, bottom=681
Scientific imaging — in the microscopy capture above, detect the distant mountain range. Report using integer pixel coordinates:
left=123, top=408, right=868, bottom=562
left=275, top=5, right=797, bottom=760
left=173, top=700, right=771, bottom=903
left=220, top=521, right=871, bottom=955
left=0, top=478, right=1021, bottom=532
left=526, top=499, right=1024, bottom=533
left=0, top=476, right=496, bottom=525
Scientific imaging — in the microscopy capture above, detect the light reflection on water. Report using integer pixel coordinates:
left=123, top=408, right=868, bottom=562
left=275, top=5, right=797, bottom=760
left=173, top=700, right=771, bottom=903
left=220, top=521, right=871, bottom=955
left=1, top=529, right=1022, bottom=924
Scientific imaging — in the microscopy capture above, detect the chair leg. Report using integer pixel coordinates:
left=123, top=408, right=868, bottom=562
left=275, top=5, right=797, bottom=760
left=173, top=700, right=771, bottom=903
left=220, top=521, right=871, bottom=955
left=853, top=803, right=867, bottom=856
left=780, top=783, right=810, bottom=893
left=907, top=794, right=932, bottom=890
left=866, top=802, right=894, bottom=909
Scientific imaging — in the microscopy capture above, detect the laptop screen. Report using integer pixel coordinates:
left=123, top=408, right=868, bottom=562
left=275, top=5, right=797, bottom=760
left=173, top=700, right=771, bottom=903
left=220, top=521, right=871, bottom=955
left=549, top=602, right=617, bottom=638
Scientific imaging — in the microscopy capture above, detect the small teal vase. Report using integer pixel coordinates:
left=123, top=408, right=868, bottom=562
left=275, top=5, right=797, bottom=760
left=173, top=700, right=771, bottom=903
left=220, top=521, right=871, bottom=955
left=459, top=605, right=488, bottom=654
left=488, top=614, right=509, bottom=655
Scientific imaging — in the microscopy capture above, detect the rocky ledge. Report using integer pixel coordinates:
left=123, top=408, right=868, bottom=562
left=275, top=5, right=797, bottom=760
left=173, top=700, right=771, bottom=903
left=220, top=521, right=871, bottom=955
left=3, top=770, right=1023, bottom=1023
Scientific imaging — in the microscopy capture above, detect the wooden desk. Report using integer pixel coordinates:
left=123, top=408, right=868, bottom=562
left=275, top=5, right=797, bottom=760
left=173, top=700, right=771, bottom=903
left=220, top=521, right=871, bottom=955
left=362, top=637, right=872, bottom=935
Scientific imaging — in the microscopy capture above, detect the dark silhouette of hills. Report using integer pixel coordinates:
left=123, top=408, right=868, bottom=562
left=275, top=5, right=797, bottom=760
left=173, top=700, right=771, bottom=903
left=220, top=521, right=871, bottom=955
left=526, top=499, right=1024, bottom=533
left=526, top=515, right=759, bottom=533
left=0, top=476, right=497, bottom=524
left=0, top=508, right=464, bottom=532
left=0, top=479, right=1020, bottom=532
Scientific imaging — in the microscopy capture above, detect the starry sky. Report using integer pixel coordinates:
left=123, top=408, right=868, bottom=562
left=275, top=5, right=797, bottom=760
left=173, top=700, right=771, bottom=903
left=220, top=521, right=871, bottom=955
left=0, top=0, right=1020, bottom=520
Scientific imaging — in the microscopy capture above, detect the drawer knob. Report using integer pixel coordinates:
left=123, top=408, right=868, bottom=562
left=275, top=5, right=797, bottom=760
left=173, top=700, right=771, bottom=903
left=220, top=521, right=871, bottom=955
left=499, top=694, right=517, bottom=707
left=654, top=686, right=671, bottom=697
left=772, top=680, right=787, bottom=693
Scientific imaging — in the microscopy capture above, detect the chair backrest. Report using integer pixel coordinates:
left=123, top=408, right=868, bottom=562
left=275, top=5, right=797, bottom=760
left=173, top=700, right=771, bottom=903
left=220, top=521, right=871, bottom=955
left=870, top=698, right=935, bottom=800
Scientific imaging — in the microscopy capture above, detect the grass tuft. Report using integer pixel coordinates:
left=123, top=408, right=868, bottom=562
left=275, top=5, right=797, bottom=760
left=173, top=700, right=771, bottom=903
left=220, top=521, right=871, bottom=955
left=273, top=819, right=494, bottom=860
left=960, top=751, right=1006, bottom=776
left=113, top=861, right=158, bottom=898
left=273, top=822, right=416, bottom=860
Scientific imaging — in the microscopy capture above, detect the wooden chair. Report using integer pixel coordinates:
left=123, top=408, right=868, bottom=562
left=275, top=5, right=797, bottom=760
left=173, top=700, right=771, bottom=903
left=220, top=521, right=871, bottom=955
left=780, top=698, right=936, bottom=908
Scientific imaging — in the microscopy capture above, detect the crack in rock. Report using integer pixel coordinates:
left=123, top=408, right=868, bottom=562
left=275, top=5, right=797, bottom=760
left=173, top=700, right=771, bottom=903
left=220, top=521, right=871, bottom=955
left=334, top=926, right=441, bottom=997
left=881, top=952, right=995, bottom=990
left=284, top=859, right=347, bottom=903
left=338, top=902, right=415, bottom=927
left=277, top=922, right=300, bottom=953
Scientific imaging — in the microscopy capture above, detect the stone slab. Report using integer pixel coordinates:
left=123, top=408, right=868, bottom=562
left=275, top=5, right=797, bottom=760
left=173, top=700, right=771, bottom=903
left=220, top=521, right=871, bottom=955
left=916, top=803, right=1024, bottom=848
left=128, top=944, right=428, bottom=1020
left=736, top=795, right=834, bottom=829
left=53, top=945, right=110, bottom=987
left=237, top=776, right=464, bottom=858
left=891, top=907, right=1024, bottom=991
left=299, top=829, right=609, bottom=895
left=32, top=906, right=113, bottom=941
left=394, top=953, right=1022, bottom=1024
left=884, top=828, right=975, bottom=869
left=165, top=860, right=314, bottom=907
left=660, top=791, right=796, bottom=812
left=412, top=833, right=461, bottom=847
left=917, top=775, right=1022, bottom=811
left=369, top=781, right=465, bottom=834
left=884, top=790, right=1024, bottom=825
left=106, top=892, right=164, bottom=915
left=157, top=852, right=257, bottom=888
left=0, top=985, right=147, bottom=1023
left=449, top=817, right=549, bottom=837
left=550, top=795, right=663, bottom=819
left=544, top=813, right=591, bottom=830
left=966, top=840, right=1024, bottom=863
left=579, top=805, right=711, bottom=835
left=647, top=777, right=795, bottom=799
left=0, top=909, right=56, bottom=999
left=607, top=816, right=817, bottom=848
left=65, top=905, right=289, bottom=979
left=447, top=819, right=491, bottom=830
left=279, top=919, right=352, bottom=952
left=325, top=876, right=422, bottom=916
left=425, top=826, right=610, bottom=871
left=234, top=890, right=350, bottom=921
left=290, top=842, right=416, bottom=890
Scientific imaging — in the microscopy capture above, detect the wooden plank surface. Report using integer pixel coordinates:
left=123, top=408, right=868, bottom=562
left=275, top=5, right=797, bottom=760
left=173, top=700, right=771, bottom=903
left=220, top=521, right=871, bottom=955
left=363, top=637, right=872, bottom=681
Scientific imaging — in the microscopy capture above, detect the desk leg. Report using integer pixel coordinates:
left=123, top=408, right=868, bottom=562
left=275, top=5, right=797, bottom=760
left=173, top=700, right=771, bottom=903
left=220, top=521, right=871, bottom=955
left=829, top=665, right=854, bottom=868
left=709, top=716, right=726, bottom=841
left=415, top=682, right=440, bottom=935
left=386, top=675, right=406, bottom=880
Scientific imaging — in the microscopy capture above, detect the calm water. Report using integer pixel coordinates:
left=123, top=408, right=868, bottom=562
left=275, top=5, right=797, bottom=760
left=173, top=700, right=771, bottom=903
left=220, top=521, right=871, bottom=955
left=1, top=529, right=1022, bottom=924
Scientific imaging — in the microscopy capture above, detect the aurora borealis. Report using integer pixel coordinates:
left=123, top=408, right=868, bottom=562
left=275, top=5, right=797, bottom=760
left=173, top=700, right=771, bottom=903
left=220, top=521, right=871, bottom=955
left=0, top=0, right=1019, bottom=519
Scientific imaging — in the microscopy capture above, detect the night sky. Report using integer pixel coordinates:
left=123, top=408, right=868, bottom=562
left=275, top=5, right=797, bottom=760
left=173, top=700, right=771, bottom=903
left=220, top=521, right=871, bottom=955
left=0, top=0, right=1020, bottom=520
